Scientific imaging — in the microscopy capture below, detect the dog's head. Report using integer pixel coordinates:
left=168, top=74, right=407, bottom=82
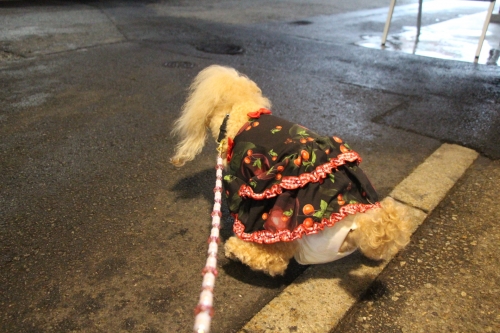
left=170, top=65, right=270, bottom=167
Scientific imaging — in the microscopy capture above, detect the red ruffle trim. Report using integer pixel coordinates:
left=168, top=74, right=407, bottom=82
left=233, top=202, right=381, bottom=244
left=238, top=151, right=361, bottom=200
left=247, top=108, right=272, bottom=119
left=226, top=137, right=235, bottom=163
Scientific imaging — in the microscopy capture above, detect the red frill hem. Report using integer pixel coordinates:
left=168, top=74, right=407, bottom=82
left=233, top=202, right=381, bottom=244
left=238, top=151, right=361, bottom=200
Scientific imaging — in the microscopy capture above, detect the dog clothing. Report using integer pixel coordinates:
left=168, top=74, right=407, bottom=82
left=294, top=215, right=357, bottom=264
left=223, top=109, right=379, bottom=244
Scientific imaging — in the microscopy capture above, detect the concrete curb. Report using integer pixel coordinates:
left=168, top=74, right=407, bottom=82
left=238, top=143, right=478, bottom=333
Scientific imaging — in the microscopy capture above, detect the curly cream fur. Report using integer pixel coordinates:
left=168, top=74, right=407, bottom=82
left=171, top=65, right=412, bottom=276
left=225, top=236, right=298, bottom=276
left=341, top=197, right=412, bottom=261
left=170, top=65, right=271, bottom=167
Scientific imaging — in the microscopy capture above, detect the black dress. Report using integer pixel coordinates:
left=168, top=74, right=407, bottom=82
left=223, top=109, right=380, bottom=244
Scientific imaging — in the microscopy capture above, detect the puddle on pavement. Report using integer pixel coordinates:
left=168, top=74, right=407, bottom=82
left=357, top=10, right=500, bottom=65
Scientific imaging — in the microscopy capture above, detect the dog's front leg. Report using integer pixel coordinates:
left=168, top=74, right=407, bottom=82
left=224, top=236, right=297, bottom=276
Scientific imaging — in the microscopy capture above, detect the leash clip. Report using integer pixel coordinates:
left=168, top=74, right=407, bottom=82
left=217, top=139, right=226, bottom=153
left=216, top=114, right=230, bottom=144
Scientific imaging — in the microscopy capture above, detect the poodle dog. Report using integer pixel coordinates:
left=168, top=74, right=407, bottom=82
left=171, top=65, right=411, bottom=276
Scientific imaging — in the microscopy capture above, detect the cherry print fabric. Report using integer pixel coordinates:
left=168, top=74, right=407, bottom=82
left=223, top=111, right=380, bottom=244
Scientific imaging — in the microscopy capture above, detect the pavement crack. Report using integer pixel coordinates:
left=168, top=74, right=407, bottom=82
left=371, top=98, right=412, bottom=124
left=88, top=2, right=130, bottom=43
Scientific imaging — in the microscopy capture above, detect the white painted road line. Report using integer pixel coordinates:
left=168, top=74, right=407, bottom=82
left=390, top=143, right=479, bottom=213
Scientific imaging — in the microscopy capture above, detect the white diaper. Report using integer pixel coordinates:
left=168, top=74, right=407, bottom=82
left=294, top=215, right=357, bottom=265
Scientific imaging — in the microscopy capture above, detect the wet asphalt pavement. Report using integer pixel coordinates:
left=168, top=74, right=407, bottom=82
left=1, top=1, right=499, bottom=332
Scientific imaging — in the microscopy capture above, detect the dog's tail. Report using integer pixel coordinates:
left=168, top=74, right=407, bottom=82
left=170, top=65, right=272, bottom=167
left=354, top=197, right=412, bottom=261
left=170, top=66, right=228, bottom=167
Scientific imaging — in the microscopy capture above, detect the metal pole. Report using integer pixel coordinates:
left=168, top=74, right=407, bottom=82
left=382, top=0, right=397, bottom=45
left=474, top=1, right=496, bottom=63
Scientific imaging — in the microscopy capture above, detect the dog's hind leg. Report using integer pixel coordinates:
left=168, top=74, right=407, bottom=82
left=224, top=236, right=297, bottom=276
left=350, top=197, right=412, bottom=261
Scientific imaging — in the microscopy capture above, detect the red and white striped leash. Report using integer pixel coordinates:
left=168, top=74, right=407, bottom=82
left=193, top=142, right=225, bottom=333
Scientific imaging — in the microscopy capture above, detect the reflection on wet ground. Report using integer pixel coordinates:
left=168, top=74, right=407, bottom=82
left=358, top=3, right=500, bottom=65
